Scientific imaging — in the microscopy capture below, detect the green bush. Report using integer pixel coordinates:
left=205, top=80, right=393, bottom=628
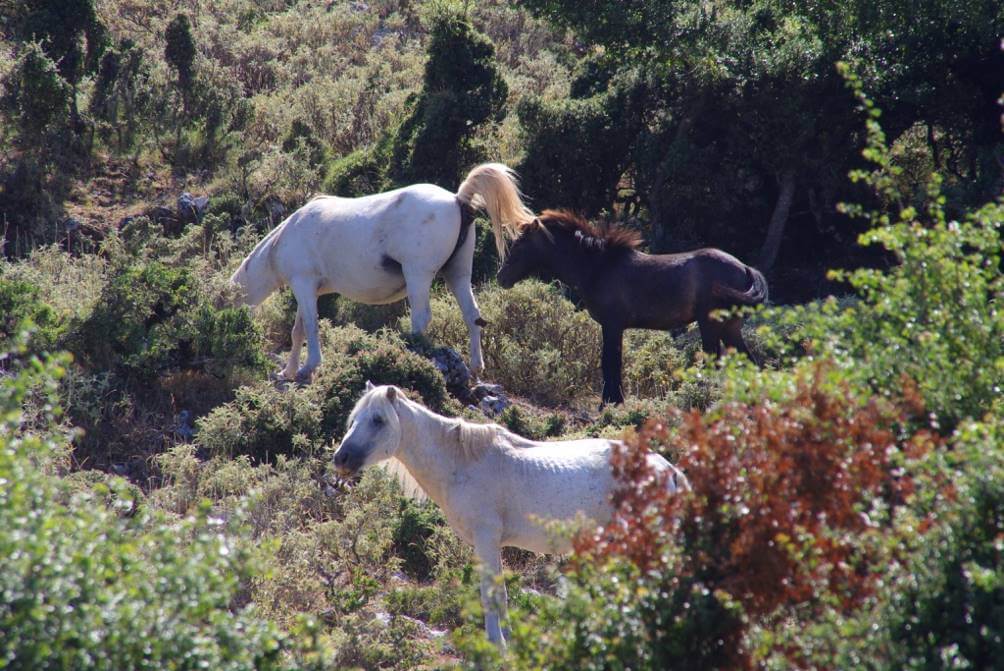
left=516, top=66, right=647, bottom=214
left=323, top=136, right=394, bottom=198
left=197, top=325, right=455, bottom=461
left=0, top=277, right=64, bottom=353
left=388, top=7, right=507, bottom=187
left=69, top=255, right=266, bottom=381
left=392, top=498, right=447, bottom=580
left=0, top=342, right=325, bottom=671
left=0, top=41, right=72, bottom=146
left=423, top=280, right=601, bottom=405
left=854, top=418, right=1004, bottom=671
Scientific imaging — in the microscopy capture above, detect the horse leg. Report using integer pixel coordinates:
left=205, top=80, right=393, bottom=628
left=442, top=258, right=484, bottom=374
left=290, top=279, right=321, bottom=384
left=474, top=530, right=507, bottom=648
left=601, top=324, right=625, bottom=405
left=723, top=317, right=761, bottom=366
left=697, top=315, right=723, bottom=358
left=402, top=268, right=434, bottom=334
left=281, top=306, right=305, bottom=380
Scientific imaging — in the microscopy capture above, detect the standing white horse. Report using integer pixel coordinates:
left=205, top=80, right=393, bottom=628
left=230, top=164, right=534, bottom=382
left=332, top=383, right=689, bottom=648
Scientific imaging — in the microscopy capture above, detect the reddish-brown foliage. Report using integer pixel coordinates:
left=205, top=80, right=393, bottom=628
left=576, top=365, right=940, bottom=620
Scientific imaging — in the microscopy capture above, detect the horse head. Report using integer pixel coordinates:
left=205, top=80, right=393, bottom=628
left=333, top=382, right=403, bottom=475
left=496, top=218, right=554, bottom=288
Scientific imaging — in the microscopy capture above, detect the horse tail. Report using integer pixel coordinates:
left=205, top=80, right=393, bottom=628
left=455, top=163, right=535, bottom=259
left=713, top=266, right=769, bottom=306
left=229, top=222, right=286, bottom=307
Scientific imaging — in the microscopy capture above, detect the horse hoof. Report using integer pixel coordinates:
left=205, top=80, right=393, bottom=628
left=295, top=369, right=314, bottom=385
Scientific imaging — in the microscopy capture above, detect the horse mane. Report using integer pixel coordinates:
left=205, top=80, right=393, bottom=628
left=447, top=419, right=534, bottom=462
left=535, top=209, right=642, bottom=252
left=378, top=400, right=534, bottom=501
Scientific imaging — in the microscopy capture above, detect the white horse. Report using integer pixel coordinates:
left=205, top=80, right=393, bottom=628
left=230, top=164, right=534, bottom=382
left=332, top=383, right=689, bottom=648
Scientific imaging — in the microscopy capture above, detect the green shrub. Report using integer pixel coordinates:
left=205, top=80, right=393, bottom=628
left=323, top=137, right=393, bottom=198
left=0, top=341, right=325, bottom=671
left=70, top=255, right=266, bottom=381
left=498, top=404, right=566, bottom=440
left=197, top=325, right=454, bottom=461
left=0, top=277, right=64, bottom=353
left=388, top=7, right=507, bottom=187
left=392, top=498, right=447, bottom=580
left=1, top=41, right=72, bottom=146
left=321, top=294, right=408, bottom=334
left=423, top=280, right=601, bottom=405
left=195, top=381, right=325, bottom=461
left=516, top=66, right=647, bottom=214
left=878, top=418, right=1004, bottom=670
left=621, top=330, right=683, bottom=399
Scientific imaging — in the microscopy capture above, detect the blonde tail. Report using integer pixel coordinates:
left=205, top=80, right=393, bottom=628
left=456, top=163, right=535, bottom=258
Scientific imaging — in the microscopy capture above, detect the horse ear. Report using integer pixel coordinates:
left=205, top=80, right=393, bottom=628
left=365, top=380, right=375, bottom=392
left=386, top=386, right=397, bottom=403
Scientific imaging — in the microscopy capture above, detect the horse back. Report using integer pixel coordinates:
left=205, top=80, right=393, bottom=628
left=267, top=184, right=465, bottom=293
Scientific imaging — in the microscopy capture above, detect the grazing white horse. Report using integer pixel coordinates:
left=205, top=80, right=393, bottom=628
left=230, top=164, right=534, bottom=382
left=332, top=383, right=689, bottom=648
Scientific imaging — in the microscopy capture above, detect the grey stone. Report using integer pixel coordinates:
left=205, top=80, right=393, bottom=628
left=431, top=347, right=472, bottom=389
left=479, top=394, right=509, bottom=417
left=472, top=382, right=505, bottom=398
left=177, top=192, right=209, bottom=223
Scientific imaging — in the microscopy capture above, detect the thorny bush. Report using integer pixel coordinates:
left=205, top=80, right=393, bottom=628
left=573, top=365, right=942, bottom=667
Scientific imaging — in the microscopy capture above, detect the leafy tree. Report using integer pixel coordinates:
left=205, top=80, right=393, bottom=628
left=388, top=7, right=508, bottom=187
left=3, top=0, right=107, bottom=129
left=517, top=60, right=649, bottom=214
left=517, top=0, right=1003, bottom=279
left=89, top=39, right=152, bottom=153
left=164, top=13, right=196, bottom=112
left=0, top=41, right=71, bottom=147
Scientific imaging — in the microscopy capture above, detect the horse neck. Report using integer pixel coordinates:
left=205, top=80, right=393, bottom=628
left=393, top=399, right=460, bottom=506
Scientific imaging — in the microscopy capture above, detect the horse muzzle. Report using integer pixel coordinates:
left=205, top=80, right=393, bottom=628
left=332, top=446, right=366, bottom=476
left=496, top=269, right=516, bottom=289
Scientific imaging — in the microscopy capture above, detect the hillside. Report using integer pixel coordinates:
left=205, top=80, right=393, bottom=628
left=1, top=0, right=1002, bottom=669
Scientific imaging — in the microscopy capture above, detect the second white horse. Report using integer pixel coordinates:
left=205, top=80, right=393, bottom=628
left=230, top=163, right=534, bottom=382
left=332, top=383, right=689, bottom=647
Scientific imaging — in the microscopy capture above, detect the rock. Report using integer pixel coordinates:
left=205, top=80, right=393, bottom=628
left=148, top=205, right=181, bottom=235
left=472, top=382, right=504, bottom=398
left=177, top=192, right=210, bottom=223
left=173, top=409, right=194, bottom=442
left=431, top=347, right=471, bottom=390
left=479, top=394, right=509, bottom=417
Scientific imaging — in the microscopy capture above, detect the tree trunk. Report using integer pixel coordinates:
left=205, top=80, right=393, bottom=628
left=758, top=168, right=797, bottom=270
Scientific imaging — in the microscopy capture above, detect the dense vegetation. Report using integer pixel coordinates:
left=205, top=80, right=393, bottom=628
left=1, top=0, right=1000, bottom=668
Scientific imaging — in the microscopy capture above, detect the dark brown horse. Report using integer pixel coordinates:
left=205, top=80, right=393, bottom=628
left=497, top=210, right=767, bottom=404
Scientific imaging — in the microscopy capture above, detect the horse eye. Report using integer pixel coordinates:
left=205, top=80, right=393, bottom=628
left=372, top=416, right=384, bottom=427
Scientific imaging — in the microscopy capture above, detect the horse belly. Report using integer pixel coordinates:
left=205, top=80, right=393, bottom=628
left=331, top=276, right=408, bottom=304
left=500, top=463, right=615, bottom=553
